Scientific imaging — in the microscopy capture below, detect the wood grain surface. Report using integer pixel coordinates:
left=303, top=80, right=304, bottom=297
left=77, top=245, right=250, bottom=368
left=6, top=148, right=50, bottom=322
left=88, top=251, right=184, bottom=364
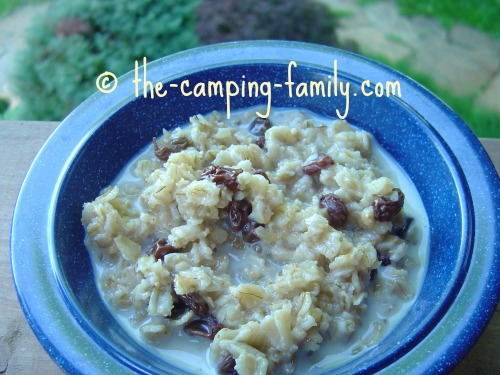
left=0, top=121, right=498, bottom=374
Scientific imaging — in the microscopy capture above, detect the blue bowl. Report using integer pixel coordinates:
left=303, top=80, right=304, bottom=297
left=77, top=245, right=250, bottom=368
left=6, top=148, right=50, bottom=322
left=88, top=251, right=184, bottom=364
left=11, top=41, right=500, bottom=374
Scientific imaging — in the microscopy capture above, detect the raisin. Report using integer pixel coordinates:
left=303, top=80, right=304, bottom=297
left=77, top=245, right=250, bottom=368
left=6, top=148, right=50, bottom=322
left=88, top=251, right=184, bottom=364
left=248, top=117, right=272, bottom=136
left=169, top=300, right=188, bottom=319
left=227, top=199, right=263, bottom=242
left=218, top=353, right=238, bottom=375
left=171, top=137, right=190, bottom=149
left=389, top=217, right=413, bottom=239
left=153, top=137, right=172, bottom=161
left=318, top=194, right=348, bottom=228
left=228, top=199, right=252, bottom=232
left=179, top=292, right=209, bottom=317
left=200, top=166, right=243, bottom=191
left=373, top=188, right=405, bottom=222
left=253, top=169, right=271, bottom=183
left=241, top=220, right=263, bottom=243
left=301, top=154, right=334, bottom=175
left=377, top=252, right=391, bottom=266
left=152, top=136, right=190, bottom=161
left=147, top=238, right=180, bottom=261
left=184, top=315, right=224, bottom=340
left=255, top=136, right=266, bottom=149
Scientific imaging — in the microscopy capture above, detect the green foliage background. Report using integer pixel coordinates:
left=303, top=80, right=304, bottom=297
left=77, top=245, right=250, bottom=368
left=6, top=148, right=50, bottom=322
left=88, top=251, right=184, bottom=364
left=358, top=0, right=500, bottom=38
left=12, top=0, right=200, bottom=120
left=0, top=0, right=45, bottom=16
left=395, top=0, right=500, bottom=38
left=195, top=0, right=338, bottom=46
left=3, top=0, right=499, bottom=137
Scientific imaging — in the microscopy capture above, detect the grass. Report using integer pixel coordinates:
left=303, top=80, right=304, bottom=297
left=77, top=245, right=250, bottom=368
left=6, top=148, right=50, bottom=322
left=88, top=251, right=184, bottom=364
left=358, top=0, right=500, bottom=38
left=367, top=54, right=500, bottom=138
left=353, top=0, right=500, bottom=138
left=395, top=0, right=500, bottom=39
left=0, top=0, right=46, bottom=17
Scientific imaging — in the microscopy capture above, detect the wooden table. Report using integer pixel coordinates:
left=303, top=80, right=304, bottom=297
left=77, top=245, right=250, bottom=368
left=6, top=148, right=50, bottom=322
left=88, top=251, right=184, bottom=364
left=0, top=121, right=498, bottom=374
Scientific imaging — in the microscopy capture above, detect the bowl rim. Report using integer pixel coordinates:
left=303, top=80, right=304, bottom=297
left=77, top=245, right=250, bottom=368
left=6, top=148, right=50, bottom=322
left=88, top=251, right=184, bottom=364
left=10, top=40, right=500, bottom=374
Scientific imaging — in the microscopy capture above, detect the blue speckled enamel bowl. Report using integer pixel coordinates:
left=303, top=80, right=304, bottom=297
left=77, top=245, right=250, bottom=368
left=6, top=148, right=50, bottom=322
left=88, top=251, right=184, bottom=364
left=11, top=41, right=500, bottom=374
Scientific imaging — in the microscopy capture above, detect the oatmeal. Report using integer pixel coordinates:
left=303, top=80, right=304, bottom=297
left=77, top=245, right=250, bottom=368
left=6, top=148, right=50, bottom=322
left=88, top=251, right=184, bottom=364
left=82, top=108, right=428, bottom=374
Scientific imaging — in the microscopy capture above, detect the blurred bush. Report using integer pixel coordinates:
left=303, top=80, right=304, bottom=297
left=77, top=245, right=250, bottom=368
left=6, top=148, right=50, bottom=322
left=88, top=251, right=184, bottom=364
left=196, top=0, right=338, bottom=45
left=0, top=98, right=9, bottom=115
left=13, top=0, right=339, bottom=121
left=13, top=0, right=200, bottom=120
